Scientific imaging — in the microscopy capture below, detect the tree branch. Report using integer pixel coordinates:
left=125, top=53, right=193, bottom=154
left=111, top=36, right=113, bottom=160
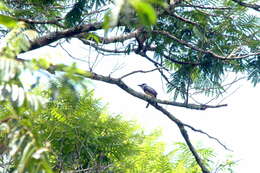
left=162, top=53, right=201, bottom=65
left=79, top=38, right=157, bottom=55
left=79, top=39, right=130, bottom=54
left=78, top=29, right=139, bottom=45
left=27, top=22, right=103, bottom=51
left=34, top=62, right=227, bottom=111
left=18, top=17, right=65, bottom=28
left=162, top=8, right=199, bottom=26
left=181, top=3, right=232, bottom=10
left=153, top=30, right=259, bottom=60
left=183, top=123, right=232, bottom=151
left=120, top=68, right=162, bottom=79
left=169, top=13, right=198, bottom=25
left=153, top=103, right=210, bottom=173
left=231, top=0, right=260, bottom=11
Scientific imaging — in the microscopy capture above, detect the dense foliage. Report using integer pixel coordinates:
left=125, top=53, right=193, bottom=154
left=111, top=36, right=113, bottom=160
left=0, top=86, right=235, bottom=172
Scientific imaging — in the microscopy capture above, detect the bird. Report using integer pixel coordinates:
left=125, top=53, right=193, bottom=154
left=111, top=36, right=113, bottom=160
left=138, top=83, right=158, bottom=108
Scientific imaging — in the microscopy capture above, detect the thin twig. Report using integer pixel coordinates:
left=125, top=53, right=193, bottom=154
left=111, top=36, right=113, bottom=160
left=120, top=68, right=162, bottom=79
left=18, top=17, right=65, bottom=28
left=59, top=43, right=88, bottom=63
left=217, top=85, right=242, bottom=105
left=183, top=123, right=232, bottom=151
left=181, top=3, right=232, bottom=10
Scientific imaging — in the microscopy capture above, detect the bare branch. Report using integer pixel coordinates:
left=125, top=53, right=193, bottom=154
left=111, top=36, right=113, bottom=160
left=217, top=85, right=242, bottom=105
left=162, top=8, right=199, bottom=26
left=59, top=43, right=88, bottom=63
left=18, top=17, right=65, bottom=28
left=183, top=123, right=232, bottom=151
left=169, top=13, right=198, bottom=25
left=120, top=68, right=162, bottom=79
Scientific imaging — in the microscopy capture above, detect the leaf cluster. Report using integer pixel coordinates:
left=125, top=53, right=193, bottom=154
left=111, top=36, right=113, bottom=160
left=151, top=0, right=260, bottom=100
left=0, top=22, right=48, bottom=110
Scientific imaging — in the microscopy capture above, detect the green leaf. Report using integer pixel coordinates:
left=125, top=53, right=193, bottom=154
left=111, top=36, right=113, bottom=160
left=0, top=2, right=12, bottom=12
left=174, top=161, right=186, bottom=173
left=18, top=141, right=36, bottom=173
left=103, top=11, right=112, bottom=31
left=0, top=123, right=9, bottom=133
left=9, top=133, right=26, bottom=156
left=84, top=33, right=101, bottom=43
left=64, top=0, right=86, bottom=27
left=130, top=0, right=157, bottom=25
left=193, top=26, right=205, bottom=41
left=17, top=87, right=25, bottom=106
left=0, top=14, right=18, bottom=29
left=11, top=84, right=19, bottom=102
left=37, top=58, right=51, bottom=69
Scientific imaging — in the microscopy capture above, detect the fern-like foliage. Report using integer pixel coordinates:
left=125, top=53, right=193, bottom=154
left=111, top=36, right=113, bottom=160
left=0, top=120, right=53, bottom=173
left=150, top=0, right=260, bottom=101
left=0, top=21, right=53, bottom=173
left=247, top=57, right=260, bottom=86
left=0, top=22, right=48, bottom=110
left=170, top=142, right=236, bottom=173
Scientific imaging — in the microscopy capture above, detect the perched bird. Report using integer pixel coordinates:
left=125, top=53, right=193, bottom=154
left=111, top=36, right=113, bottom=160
left=138, top=83, right=158, bottom=108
